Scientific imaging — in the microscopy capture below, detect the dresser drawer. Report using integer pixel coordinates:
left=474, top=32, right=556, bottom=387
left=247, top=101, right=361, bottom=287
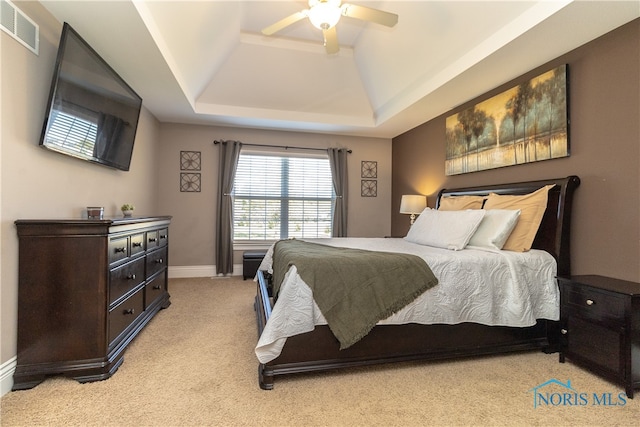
left=109, top=258, right=145, bottom=306
left=158, top=228, right=169, bottom=247
left=145, top=273, right=166, bottom=309
left=130, top=233, right=145, bottom=256
left=108, top=235, right=129, bottom=265
left=563, top=285, right=625, bottom=324
left=146, top=230, right=159, bottom=249
left=146, top=247, right=167, bottom=278
left=109, top=288, right=144, bottom=343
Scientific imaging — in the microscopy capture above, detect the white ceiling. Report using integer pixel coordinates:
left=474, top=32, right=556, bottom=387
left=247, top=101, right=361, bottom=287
left=40, top=1, right=639, bottom=139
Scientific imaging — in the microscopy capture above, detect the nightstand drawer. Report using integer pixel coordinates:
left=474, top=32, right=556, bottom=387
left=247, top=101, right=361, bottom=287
left=563, top=286, right=625, bottom=323
left=564, top=316, right=623, bottom=377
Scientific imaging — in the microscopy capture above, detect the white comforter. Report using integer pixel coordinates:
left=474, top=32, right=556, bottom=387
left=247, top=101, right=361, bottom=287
left=255, top=238, right=559, bottom=364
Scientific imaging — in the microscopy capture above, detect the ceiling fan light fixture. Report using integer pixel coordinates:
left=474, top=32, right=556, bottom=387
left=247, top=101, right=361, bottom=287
left=308, top=0, right=342, bottom=30
left=262, top=0, right=397, bottom=55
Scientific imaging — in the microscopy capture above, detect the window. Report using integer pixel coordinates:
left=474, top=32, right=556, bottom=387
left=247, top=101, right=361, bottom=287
left=233, top=151, right=334, bottom=242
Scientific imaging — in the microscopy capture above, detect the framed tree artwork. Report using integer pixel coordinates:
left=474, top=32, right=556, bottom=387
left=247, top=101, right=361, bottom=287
left=445, top=64, right=569, bottom=175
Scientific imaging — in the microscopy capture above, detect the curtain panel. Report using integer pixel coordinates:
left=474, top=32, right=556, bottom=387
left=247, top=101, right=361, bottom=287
left=215, top=140, right=242, bottom=275
left=328, top=148, right=348, bottom=237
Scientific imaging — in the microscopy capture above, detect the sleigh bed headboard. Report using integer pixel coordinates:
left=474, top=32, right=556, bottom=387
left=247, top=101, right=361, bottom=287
left=436, top=176, right=580, bottom=276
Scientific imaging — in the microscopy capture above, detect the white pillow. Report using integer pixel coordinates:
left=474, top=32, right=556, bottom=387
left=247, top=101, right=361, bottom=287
left=404, top=208, right=486, bottom=250
left=468, top=209, right=521, bottom=250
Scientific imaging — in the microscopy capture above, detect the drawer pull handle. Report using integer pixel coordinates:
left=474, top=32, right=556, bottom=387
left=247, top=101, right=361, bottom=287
left=149, top=238, right=157, bottom=243
left=155, top=259, right=164, bottom=264
left=115, top=247, right=127, bottom=253
left=127, top=274, right=136, bottom=280
left=153, top=285, right=162, bottom=290
left=123, top=308, right=135, bottom=315
left=561, top=329, right=568, bottom=335
left=586, top=299, right=594, bottom=306
left=132, top=242, right=142, bottom=247
left=160, top=234, right=167, bottom=239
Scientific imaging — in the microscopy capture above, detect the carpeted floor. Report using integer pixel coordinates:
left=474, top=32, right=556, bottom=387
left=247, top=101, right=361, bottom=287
left=1, top=277, right=638, bottom=426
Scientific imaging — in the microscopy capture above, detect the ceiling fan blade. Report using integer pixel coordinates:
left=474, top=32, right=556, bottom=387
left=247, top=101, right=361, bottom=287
left=323, top=27, right=339, bottom=54
left=341, top=3, right=398, bottom=27
left=261, top=11, right=308, bottom=36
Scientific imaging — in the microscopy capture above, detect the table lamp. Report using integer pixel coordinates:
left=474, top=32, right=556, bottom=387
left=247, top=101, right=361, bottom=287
left=400, top=195, right=427, bottom=225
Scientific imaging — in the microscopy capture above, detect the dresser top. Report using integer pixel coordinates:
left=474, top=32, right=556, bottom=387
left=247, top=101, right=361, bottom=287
left=15, top=216, right=172, bottom=236
left=15, top=215, right=171, bottom=225
left=559, top=275, right=640, bottom=296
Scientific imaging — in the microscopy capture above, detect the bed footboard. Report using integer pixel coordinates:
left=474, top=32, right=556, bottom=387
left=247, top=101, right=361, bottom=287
left=255, top=270, right=554, bottom=390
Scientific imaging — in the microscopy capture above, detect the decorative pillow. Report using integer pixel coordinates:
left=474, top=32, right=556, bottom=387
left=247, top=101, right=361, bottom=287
left=438, top=195, right=484, bottom=211
left=405, top=208, right=486, bottom=250
left=482, top=185, right=555, bottom=252
left=468, top=209, right=521, bottom=250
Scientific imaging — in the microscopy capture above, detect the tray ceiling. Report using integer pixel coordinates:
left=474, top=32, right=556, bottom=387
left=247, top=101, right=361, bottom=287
left=40, top=1, right=639, bottom=138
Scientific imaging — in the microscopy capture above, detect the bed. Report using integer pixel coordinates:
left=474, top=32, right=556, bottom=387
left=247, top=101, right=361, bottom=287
left=254, top=176, right=580, bottom=389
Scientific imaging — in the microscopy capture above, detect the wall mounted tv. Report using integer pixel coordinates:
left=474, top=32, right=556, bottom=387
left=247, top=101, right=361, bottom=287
left=39, top=22, right=142, bottom=171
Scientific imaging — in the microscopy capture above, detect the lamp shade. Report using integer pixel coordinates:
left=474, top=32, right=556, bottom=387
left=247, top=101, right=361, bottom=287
left=400, top=195, right=427, bottom=214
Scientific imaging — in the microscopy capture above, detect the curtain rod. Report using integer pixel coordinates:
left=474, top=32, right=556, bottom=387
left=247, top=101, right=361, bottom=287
left=213, top=140, right=351, bottom=154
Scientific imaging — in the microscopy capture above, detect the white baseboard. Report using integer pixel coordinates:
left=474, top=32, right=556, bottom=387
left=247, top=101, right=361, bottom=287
left=1, top=357, right=16, bottom=397
left=168, top=264, right=243, bottom=278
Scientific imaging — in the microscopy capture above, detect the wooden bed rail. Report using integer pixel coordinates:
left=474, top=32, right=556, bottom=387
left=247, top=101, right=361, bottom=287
left=255, top=271, right=272, bottom=335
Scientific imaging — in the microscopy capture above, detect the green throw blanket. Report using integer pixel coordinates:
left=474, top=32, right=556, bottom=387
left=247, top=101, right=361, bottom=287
left=272, top=239, right=439, bottom=349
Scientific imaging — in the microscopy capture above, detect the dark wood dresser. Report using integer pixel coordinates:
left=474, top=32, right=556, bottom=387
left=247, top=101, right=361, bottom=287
left=558, top=275, right=640, bottom=398
left=12, top=216, right=171, bottom=390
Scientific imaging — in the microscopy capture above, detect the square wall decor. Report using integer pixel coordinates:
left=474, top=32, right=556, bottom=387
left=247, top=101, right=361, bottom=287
left=361, top=180, right=377, bottom=197
left=180, top=173, right=201, bottom=192
left=361, top=161, right=377, bottom=178
left=180, top=151, right=201, bottom=170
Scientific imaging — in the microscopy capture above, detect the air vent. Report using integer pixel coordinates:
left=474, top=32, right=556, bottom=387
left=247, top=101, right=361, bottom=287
left=1, top=0, right=39, bottom=55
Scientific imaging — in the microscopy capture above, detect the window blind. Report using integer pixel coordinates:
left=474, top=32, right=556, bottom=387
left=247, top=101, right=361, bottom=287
left=233, top=153, right=334, bottom=241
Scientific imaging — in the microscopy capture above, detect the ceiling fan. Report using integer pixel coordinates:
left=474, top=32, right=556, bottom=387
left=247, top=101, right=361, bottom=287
left=261, top=0, right=398, bottom=54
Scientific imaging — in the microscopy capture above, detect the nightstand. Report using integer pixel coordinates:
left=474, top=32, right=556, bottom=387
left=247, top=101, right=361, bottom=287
left=243, top=250, right=267, bottom=280
left=558, top=275, right=640, bottom=398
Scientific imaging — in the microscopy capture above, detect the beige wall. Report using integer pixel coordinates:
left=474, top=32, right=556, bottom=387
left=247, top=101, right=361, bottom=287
left=157, top=123, right=392, bottom=270
left=392, top=19, right=640, bottom=282
left=1, top=2, right=160, bottom=371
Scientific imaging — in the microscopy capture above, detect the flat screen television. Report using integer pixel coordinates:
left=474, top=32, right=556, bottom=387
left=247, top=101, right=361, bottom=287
left=39, top=23, right=142, bottom=171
